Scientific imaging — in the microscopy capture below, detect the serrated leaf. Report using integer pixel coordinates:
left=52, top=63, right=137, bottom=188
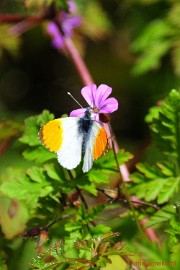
left=88, top=150, right=132, bottom=185
left=156, top=162, right=174, bottom=177
left=0, top=176, right=38, bottom=202
left=145, top=106, right=161, bottom=124
left=91, top=224, right=111, bottom=236
left=149, top=90, right=180, bottom=162
left=130, top=162, right=180, bottom=203
left=23, top=146, right=56, bottom=163
left=146, top=205, right=176, bottom=228
left=136, top=163, right=163, bottom=179
left=158, top=177, right=180, bottom=204
left=77, top=181, right=97, bottom=195
left=19, top=110, right=54, bottom=146
left=131, top=19, right=173, bottom=75
left=26, top=167, right=47, bottom=183
left=44, top=163, right=63, bottom=181
left=0, top=170, right=54, bottom=208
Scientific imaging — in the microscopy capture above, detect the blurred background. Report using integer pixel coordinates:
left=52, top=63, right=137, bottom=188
left=1, top=0, right=180, bottom=149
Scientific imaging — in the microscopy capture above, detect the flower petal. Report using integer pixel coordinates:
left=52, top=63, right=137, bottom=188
left=94, top=84, right=112, bottom=108
left=47, top=22, right=64, bottom=48
left=68, top=0, right=77, bottom=12
left=81, top=84, right=97, bottom=107
left=47, top=22, right=59, bottom=37
left=70, top=108, right=86, bottom=117
left=52, top=35, right=64, bottom=49
left=99, top=97, right=118, bottom=114
left=62, top=16, right=82, bottom=36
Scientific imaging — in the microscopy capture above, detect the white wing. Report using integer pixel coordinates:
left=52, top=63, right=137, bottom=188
left=57, top=117, right=83, bottom=170
left=82, top=122, right=107, bottom=173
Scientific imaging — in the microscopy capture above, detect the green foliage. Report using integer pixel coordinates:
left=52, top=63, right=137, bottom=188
left=19, top=110, right=56, bottom=163
left=80, top=1, right=112, bottom=40
left=129, top=0, right=180, bottom=76
left=145, top=204, right=177, bottom=227
left=148, top=89, right=180, bottom=162
left=31, top=232, right=124, bottom=270
left=131, top=19, right=173, bottom=75
left=130, top=161, right=180, bottom=204
left=129, top=89, right=180, bottom=247
left=0, top=251, right=7, bottom=270
left=130, top=89, right=180, bottom=204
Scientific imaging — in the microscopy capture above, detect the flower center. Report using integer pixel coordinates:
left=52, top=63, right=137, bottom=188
left=93, top=106, right=99, bottom=113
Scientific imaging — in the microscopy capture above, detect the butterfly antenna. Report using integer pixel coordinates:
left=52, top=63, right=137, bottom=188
left=67, top=92, right=83, bottom=108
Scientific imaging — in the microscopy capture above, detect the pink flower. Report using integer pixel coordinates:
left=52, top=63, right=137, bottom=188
left=46, top=0, right=82, bottom=49
left=70, top=84, right=118, bottom=122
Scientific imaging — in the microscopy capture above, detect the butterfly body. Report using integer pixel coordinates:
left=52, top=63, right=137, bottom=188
left=78, top=108, right=93, bottom=155
left=39, top=108, right=107, bottom=172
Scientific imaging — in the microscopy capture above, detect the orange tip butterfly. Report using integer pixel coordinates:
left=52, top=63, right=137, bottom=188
left=39, top=108, right=107, bottom=172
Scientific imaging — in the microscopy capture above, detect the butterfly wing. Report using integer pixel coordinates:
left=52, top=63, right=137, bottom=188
left=82, top=122, right=107, bottom=173
left=39, top=117, right=83, bottom=170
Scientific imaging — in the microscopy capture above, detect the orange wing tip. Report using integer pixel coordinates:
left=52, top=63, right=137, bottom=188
left=93, top=127, right=107, bottom=160
left=39, top=119, right=63, bottom=152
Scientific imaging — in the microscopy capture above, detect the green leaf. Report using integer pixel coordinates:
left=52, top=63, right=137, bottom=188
left=136, top=163, right=163, bottom=179
left=158, top=177, right=180, bottom=204
left=131, top=19, right=173, bottom=75
left=44, top=163, right=63, bottom=182
left=130, top=162, right=180, bottom=203
left=19, top=110, right=54, bottom=147
left=116, top=149, right=133, bottom=165
left=145, top=106, right=161, bottom=124
left=88, top=150, right=132, bottom=184
left=146, top=205, right=176, bottom=227
left=0, top=177, right=40, bottom=205
left=0, top=166, right=56, bottom=208
left=81, top=1, right=112, bottom=40
left=0, top=251, right=8, bottom=270
left=22, top=146, right=56, bottom=163
left=130, top=90, right=180, bottom=204
left=91, top=224, right=111, bottom=236
left=149, top=90, right=180, bottom=163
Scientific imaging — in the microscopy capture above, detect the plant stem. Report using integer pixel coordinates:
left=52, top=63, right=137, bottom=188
left=110, top=129, right=144, bottom=234
left=64, top=36, right=94, bottom=85
left=0, top=14, right=41, bottom=23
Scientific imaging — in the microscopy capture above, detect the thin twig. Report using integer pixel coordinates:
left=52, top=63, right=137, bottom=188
left=111, top=135, right=144, bottom=234
left=0, top=14, right=41, bottom=23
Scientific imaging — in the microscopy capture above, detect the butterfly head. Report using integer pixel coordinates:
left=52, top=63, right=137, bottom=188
left=83, top=107, right=92, bottom=119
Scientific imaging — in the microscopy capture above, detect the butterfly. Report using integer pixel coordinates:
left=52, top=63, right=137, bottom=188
left=39, top=108, right=107, bottom=172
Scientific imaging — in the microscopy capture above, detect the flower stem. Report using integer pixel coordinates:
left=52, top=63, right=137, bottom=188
left=64, top=36, right=94, bottom=85
left=111, top=133, right=144, bottom=235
